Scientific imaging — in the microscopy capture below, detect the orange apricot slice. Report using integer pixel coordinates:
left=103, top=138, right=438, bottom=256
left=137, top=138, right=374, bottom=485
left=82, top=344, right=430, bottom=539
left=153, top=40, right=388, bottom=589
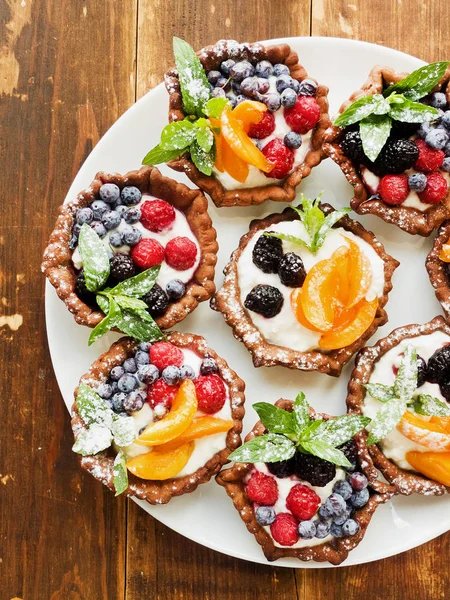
left=213, top=131, right=224, bottom=172
left=318, top=297, right=378, bottom=350
left=345, top=238, right=373, bottom=309
left=430, top=416, right=450, bottom=433
left=126, top=441, right=195, bottom=480
left=232, top=100, right=267, bottom=132
left=406, top=450, right=450, bottom=486
left=155, top=417, right=234, bottom=452
left=439, top=242, right=450, bottom=263
left=397, top=412, right=450, bottom=450
left=222, top=137, right=249, bottom=183
left=135, top=379, right=197, bottom=447
left=290, top=288, right=322, bottom=332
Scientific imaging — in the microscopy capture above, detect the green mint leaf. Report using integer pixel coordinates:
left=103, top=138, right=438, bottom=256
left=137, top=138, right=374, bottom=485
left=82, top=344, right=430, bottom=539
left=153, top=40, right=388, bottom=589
left=72, top=424, right=112, bottom=456
left=110, top=267, right=160, bottom=298
left=190, top=140, right=215, bottom=175
left=292, top=391, right=311, bottom=435
left=367, top=399, right=407, bottom=445
left=113, top=450, right=129, bottom=496
left=299, top=419, right=327, bottom=441
left=75, top=382, right=113, bottom=428
left=412, top=395, right=450, bottom=417
left=173, top=37, right=210, bottom=117
left=388, top=97, right=439, bottom=123
left=195, top=125, right=214, bottom=153
left=96, top=293, right=110, bottom=314
left=316, top=415, right=371, bottom=447
left=293, top=194, right=325, bottom=241
left=88, top=297, right=122, bottom=346
left=394, top=345, right=418, bottom=401
left=253, top=402, right=294, bottom=435
left=78, top=224, right=110, bottom=292
left=264, top=231, right=311, bottom=252
left=312, top=207, right=352, bottom=253
left=228, top=433, right=296, bottom=464
left=384, top=61, right=449, bottom=100
left=142, top=144, right=183, bottom=166
left=204, top=97, right=229, bottom=118
left=160, top=121, right=197, bottom=151
left=299, top=442, right=351, bottom=468
left=360, top=114, right=392, bottom=161
left=365, top=383, right=395, bottom=403
left=113, top=295, right=149, bottom=313
left=115, top=309, right=165, bottom=343
left=334, top=94, right=390, bottom=127
left=111, top=415, right=136, bottom=447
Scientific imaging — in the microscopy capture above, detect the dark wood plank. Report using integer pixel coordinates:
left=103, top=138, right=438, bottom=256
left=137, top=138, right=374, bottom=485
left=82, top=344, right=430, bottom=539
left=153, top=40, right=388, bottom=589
left=0, top=0, right=137, bottom=598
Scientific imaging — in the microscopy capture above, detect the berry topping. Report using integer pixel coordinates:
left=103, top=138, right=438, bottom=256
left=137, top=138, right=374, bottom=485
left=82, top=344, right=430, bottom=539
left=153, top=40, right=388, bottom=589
left=408, top=172, right=427, bottom=192
left=99, top=183, right=120, bottom=204
left=149, top=342, right=183, bottom=372
left=230, top=60, right=255, bottom=82
left=135, top=350, right=150, bottom=365
left=314, top=520, right=331, bottom=539
left=278, top=252, right=307, bottom=287
left=140, top=199, right=176, bottom=232
left=261, top=138, right=294, bottom=179
left=270, top=513, right=299, bottom=546
left=110, top=253, right=136, bottom=282
left=298, top=520, right=316, bottom=540
left=244, top=284, right=284, bottom=318
left=322, top=493, right=347, bottom=517
left=284, top=96, right=321, bottom=134
left=76, top=207, right=94, bottom=225
left=440, top=381, right=450, bottom=402
left=294, top=452, right=336, bottom=487
left=330, top=522, right=345, bottom=538
left=90, top=221, right=107, bottom=238
left=166, top=279, right=186, bottom=300
left=378, top=174, right=409, bottom=205
left=123, top=357, right=137, bottom=373
left=200, top=357, right=219, bottom=376
left=110, top=365, right=125, bottom=381
left=120, top=186, right=142, bottom=206
left=124, top=206, right=142, bottom=224
left=165, top=236, right=198, bottom=270
left=349, top=488, right=370, bottom=508
left=275, top=74, right=299, bottom=94
left=342, top=518, right=361, bottom=536
left=220, top=59, right=235, bottom=75
left=246, top=471, right=278, bottom=506
left=266, top=457, right=296, bottom=478
left=112, top=392, right=126, bottom=413
left=136, top=363, right=159, bottom=384
left=372, top=138, right=419, bottom=175
left=74, top=271, right=96, bottom=306
left=143, top=284, right=169, bottom=317
left=162, top=365, right=181, bottom=385
left=427, top=345, right=450, bottom=384
left=417, top=355, right=428, bottom=387
left=109, top=231, right=123, bottom=248
left=332, top=480, right=353, bottom=501
left=117, top=373, right=138, bottom=393
left=131, top=238, right=165, bottom=269
left=430, top=92, right=448, bottom=109
left=341, top=129, right=366, bottom=163
left=285, top=483, right=321, bottom=520
left=123, top=390, right=145, bottom=413
left=284, top=131, right=302, bottom=149
left=179, top=364, right=196, bottom=380
left=298, top=79, right=317, bottom=96
left=425, top=128, right=449, bottom=150
left=255, top=506, right=276, bottom=526
left=348, top=472, right=368, bottom=491
left=102, top=210, right=121, bottom=230
left=91, top=200, right=109, bottom=220
left=121, top=225, right=142, bottom=246
left=194, top=374, right=227, bottom=414
left=262, top=93, right=281, bottom=113
left=273, top=63, right=290, bottom=76
left=252, top=234, right=283, bottom=274
left=418, top=172, right=448, bottom=204
left=414, top=138, right=445, bottom=172
left=247, top=111, right=276, bottom=139
left=338, top=440, right=358, bottom=472
left=147, top=379, right=179, bottom=409
left=442, top=157, right=450, bottom=172
left=280, top=88, right=298, bottom=109
left=255, top=60, right=273, bottom=78
left=96, top=383, right=113, bottom=399
left=391, top=120, right=419, bottom=138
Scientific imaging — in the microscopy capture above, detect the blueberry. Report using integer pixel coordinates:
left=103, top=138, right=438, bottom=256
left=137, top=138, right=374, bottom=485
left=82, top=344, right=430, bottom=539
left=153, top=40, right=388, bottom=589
left=255, top=506, right=276, bottom=526
left=275, top=74, right=296, bottom=94
left=255, top=60, right=273, bottom=78
left=298, top=79, right=317, bottom=96
left=123, top=358, right=137, bottom=373
left=442, top=157, right=450, bottom=172
left=102, top=210, right=121, bottom=230
left=298, top=520, right=316, bottom=539
left=166, top=279, right=186, bottom=300
left=231, top=80, right=242, bottom=95
left=110, top=365, right=125, bottom=381
left=216, top=76, right=230, bottom=90
left=315, top=520, right=330, bottom=539
left=418, top=122, right=432, bottom=139
left=235, top=94, right=246, bottom=106
left=445, top=143, right=450, bottom=157
left=200, top=357, right=218, bottom=375
left=69, top=235, right=78, bottom=250
left=324, top=493, right=347, bottom=517
left=109, top=231, right=123, bottom=248
left=220, top=59, right=235, bottom=75
left=162, top=365, right=181, bottom=385
left=333, top=513, right=348, bottom=526
left=441, top=111, right=450, bottom=129
left=121, top=225, right=142, bottom=246
left=179, top=364, right=196, bottom=380
left=342, top=518, right=361, bottom=536
left=408, top=172, right=427, bottom=192
left=112, top=392, right=126, bottom=413
left=284, top=131, right=302, bottom=149
left=348, top=472, right=368, bottom=491
left=116, top=205, right=128, bottom=217
left=211, top=87, right=226, bottom=99
left=99, top=183, right=120, bottom=204
left=240, top=76, right=260, bottom=98
left=280, top=88, right=297, bottom=108
left=121, top=186, right=142, bottom=206
left=256, top=78, right=270, bottom=94
left=207, top=70, right=222, bottom=85
left=318, top=502, right=333, bottom=520
left=135, top=350, right=150, bottom=365
left=72, top=223, right=82, bottom=236
left=226, top=94, right=237, bottom=109
left=330, top=522, right=345, bottom=538
left=91, top=200, right=109, bottom=220
left=96, top=383, right=113, bottom=399
left=230, top=61, right=255, bottom=82
left=137, top=363, right=159, bottom=384
left=430, top=92, right=448, bottom=110
left=273, top=63, right=290, bottom=76
left=123, top=390, right=145, bottom=413
left=139, top=342, right=152, bottom=351
left=333, top=480, right=353, bottom=501
left=124, top=207, right=141, bottom=224
left=90, top=221, right=107, bottom=238
left=263, top=93, right=281, bottom=112
left=349, top=488, right=370, bottom=508
left=110, top=381, right=118, bottom=394
left=425, top=128, right=449, bottom=150
left=118, top=374, right=138, bottom=393
left=76, top=207, right=94, bottom=225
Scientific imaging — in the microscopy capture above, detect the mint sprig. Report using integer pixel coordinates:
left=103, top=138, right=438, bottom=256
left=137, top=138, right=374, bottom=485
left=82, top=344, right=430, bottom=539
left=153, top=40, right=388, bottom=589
left=228, top=392, right=369, bottom=467
left=78, top=224, right=110, bottom=292
left=412, top=395, right=450, bottom=417
left=383, top=62, right=449, bottom=100
left=173, top=36, right=211, bottom=118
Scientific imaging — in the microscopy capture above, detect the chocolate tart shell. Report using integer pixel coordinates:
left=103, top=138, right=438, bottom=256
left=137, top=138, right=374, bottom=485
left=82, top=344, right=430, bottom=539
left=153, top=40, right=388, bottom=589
left=165, top=39, right=330, bottom=208
left=347, top=316, right=450, bottom=496
left=324, top=65, right=450, bottom=236
left=216, top=400, right=394, bottom=565
left=211, top=203, right=399, bottom=376
left=42, top=166, right=218, bottom=330
left=71, top=332, right=245, bottom=504
left=426, top=221, right=450, bottom=322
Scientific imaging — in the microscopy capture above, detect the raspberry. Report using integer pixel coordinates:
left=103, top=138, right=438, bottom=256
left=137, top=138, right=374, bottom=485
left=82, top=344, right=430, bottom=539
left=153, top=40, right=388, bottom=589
left=245, top=471, right=278, bottom=506
left=165, top=236, right=198, bottom=270
left=261, top=139, right=294, bottom=179
left=270, top=513, right=299, bottom=546
left=378, top=174, right=409, bottom=205
left=147, top=379, right=179, bottom=409
left=149, top=341, right=184, bottom=371
left=418, top=172, right=448, bottom=204
left=248, top=111, right=276, bottom=139
left=131, top=238, right=165, bottom=269
left=285, top=483, right=320, bottom=520
left=284, top=96, right=321, bottom=134
left=194, top=374, right=227, bottom=414
left=414, top=139, right=445, bottom=172
left=140, top=199, right=176, bottom=232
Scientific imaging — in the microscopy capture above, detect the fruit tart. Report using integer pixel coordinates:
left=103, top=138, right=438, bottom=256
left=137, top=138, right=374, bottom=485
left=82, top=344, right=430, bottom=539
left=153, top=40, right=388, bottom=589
left=212, top=196, right=399, bottom=376
left=347, top=316, right=450, bottom=495
left=216, top=393, right=393, bottom=565
left=42, top=166, right=218, bottom=344
left=143, top=38, right=329, bottom=207
left=324, top=61, right=450, bottom=236
left=426, top=221, right=450, bottom=322
left=70, top=333, right=245, bottom=503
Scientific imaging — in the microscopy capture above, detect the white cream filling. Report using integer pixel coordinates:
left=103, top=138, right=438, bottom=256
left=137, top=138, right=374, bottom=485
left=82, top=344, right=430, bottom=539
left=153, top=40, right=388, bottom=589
left=362, top=331, right=450, bottom=470
left=237, top=222, right=385, bottom=352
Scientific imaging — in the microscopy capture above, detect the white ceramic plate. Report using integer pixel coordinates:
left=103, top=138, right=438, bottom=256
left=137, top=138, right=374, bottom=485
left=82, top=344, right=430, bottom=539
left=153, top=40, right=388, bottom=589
left=45, top=37, right=450, bottom=567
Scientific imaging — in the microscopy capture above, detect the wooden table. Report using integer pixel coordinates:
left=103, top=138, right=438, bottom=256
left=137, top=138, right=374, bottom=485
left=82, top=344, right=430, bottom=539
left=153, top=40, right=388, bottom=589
left=2, top=0, right=450, bottom=598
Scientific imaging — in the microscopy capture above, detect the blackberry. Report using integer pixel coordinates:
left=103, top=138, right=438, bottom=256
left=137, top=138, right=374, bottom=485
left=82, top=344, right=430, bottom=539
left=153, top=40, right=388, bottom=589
left=294, top=452, right=336, bottom=487
left=110, top=253, right=136, bottom=282
left=440, top=380, right=450, bottom=402
left=74, top=271, right=97, bottom=307
left=252, top=234, right=283, bottom=273
left=244, top=284, right=284, bottom=318
left=427, top=345, right=450, bottom=384
left=338, top=439, right=358, bottom=472
left=143, top=284, right=169, bottom=317
left=278, top=252, right=306, bottom=287
left=371, top=138, right=419, bottom=176
left=266, top=457, right=296, bottom=478
left=341, top=129, right=365, bottom=163
left=417, top=355, right=428, bottom=388
left=391, top=120, right=419, bottom=138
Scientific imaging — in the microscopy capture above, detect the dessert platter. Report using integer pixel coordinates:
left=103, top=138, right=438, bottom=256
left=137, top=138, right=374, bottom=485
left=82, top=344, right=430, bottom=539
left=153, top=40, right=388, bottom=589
left=43, top=37, right=450, bottom=568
